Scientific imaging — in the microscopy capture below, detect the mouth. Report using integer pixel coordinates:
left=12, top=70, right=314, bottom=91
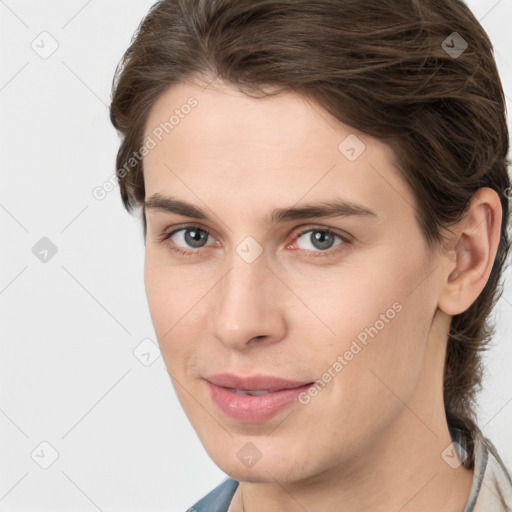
left=226, top=388, right=274, bottom=396
left=204, top=373, right=313, bottom=391
left=204, top=373, right=315, bottom=423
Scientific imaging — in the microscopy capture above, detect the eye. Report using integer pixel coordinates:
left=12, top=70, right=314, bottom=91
left=161, top=226, right=216, bottom=254
left=293, top=227, right=347, bottom=255
left=159, top=224, right=349, bottom=258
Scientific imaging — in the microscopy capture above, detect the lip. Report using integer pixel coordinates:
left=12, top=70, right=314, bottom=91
left=205, top=373, right=313, bottom=392
left=204, top=373, right=315, bottom=423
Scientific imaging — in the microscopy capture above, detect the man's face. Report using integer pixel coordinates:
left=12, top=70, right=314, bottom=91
left=142, top=79, right=445, bottom=483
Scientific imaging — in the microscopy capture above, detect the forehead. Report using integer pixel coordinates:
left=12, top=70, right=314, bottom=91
left=144, top=79, right=340, bottom=162
left=142, top=80, right=413, bottom=224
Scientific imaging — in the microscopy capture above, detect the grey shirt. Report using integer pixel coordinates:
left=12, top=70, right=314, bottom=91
left=188, top=428, right=512, bottom=512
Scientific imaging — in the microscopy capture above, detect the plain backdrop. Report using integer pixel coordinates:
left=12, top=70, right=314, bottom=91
left=1, top=1, right=511, bottom=511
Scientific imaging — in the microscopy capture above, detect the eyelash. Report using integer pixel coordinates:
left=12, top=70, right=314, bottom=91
left=158, top=224, right=350, bottom=259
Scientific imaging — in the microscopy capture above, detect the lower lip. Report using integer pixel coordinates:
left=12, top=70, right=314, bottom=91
left=205, top=381, right=314, bottom=423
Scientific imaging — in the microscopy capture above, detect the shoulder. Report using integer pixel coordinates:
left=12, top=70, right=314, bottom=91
left=465, top=428, right=512, bottom=512
left=187, top=477, right=239, bottom=512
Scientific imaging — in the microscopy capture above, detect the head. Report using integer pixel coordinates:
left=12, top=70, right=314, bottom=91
left=110, top=0, right=510, bottom=478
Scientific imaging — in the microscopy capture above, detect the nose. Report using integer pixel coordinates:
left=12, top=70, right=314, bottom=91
left=208, top=250, right=287, bottom=350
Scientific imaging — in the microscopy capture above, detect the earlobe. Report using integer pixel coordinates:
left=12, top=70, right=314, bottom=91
left=438, top=187, right=502, bottom=316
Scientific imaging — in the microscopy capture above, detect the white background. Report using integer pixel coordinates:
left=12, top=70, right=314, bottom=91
left=1, top=1, right=511, bottom=511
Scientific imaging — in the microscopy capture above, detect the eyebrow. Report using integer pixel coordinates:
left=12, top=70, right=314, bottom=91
left=144, top=193, right=377, bottom=224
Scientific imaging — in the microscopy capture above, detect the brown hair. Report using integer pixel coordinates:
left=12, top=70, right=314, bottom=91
left=109, top=0, right=510, bottom=465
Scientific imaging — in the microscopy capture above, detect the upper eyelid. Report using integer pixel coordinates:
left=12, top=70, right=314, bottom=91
left=295, top=226, right=348, bottom=239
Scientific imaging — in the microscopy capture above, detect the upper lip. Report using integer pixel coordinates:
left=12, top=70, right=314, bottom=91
left=204, top=373, right=314, bottom=392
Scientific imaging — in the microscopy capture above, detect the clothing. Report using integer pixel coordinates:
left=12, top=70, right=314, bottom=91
left=464, top=429, right=512, bottom=512
left=187, top=428, right=512, bottom=512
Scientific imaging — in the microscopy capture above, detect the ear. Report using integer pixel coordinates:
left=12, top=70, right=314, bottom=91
left=438, top=187, right=503, bottom=316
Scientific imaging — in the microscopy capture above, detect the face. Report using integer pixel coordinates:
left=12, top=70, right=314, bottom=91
left=142, top=79, right=445, bottom=484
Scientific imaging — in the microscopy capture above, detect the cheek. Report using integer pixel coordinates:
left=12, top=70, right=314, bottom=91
left=291, top=255, right=427, bottom=350
left=144, top=255, right=171, bottom=335
left=143, top=250, right=216, bottom=378
left=144, top=253, right=191, bottom=354
left=300, top=247, right=436, bottom=400
left=144, top=247, right=199, bottom=329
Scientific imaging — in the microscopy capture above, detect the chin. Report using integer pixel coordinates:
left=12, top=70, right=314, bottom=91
left=205, top=441, right=315, bottom=484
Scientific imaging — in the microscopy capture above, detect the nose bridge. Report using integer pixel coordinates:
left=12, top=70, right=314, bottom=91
left=218, top=253, right=269, bottom=329
left=209, top=248, right=284, bottom=348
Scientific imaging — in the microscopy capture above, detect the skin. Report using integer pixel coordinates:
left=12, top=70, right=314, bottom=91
left=141, top=77, right=502, bottom=512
